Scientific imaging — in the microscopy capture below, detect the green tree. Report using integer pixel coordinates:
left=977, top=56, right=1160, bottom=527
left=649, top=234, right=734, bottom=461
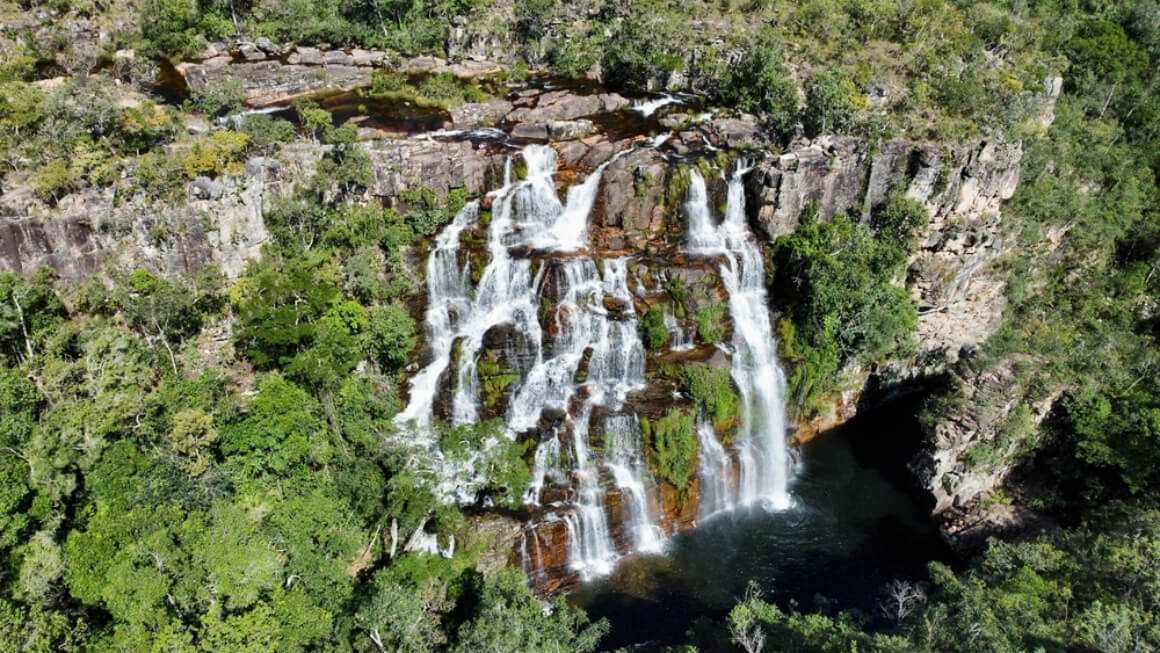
left=218, top=374, right=321, bottom=477
left=804, top=70, right=866, bottom=135
left=452, top=568, right=609, bottom=653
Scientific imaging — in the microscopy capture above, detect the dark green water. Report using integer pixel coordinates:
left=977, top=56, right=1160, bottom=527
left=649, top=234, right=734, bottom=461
left=570, top=402, right=950, bottom=650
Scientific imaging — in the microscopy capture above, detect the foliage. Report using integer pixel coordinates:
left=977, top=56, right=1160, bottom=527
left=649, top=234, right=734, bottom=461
left=804, top=70, right=868, bottom=136
left=181, top=129, right=250, bottom=178
left=641, top=407, right=697, bottom=488
left=138, top=0, right=208, bottom=60
left=239, top=113, right=298, bottom=150
left=189, top=78, right=245, bottom=117
left=771, top=194, right=924, bottom=409
left=451, top=568, right=609, bottom=653
left=400, top=186, right=469, bottom=238
left=368, top=70, right=491, bottom=110
left=692, top=304, right=728, bottom=344
left=641, top=305, right=670, bottom=350
left=218, top=374, right=321, bottom=477
left=475, top=349, right=520, bottom=410
left=678, top=364, right=740, bottom=436
left=727, top=583, right=909, bottom=652
left=714, top=46, right=799, bottom=133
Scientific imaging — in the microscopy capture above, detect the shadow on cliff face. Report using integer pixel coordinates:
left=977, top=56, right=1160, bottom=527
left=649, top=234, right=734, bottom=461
left=847, top=379, right=953, bottom=515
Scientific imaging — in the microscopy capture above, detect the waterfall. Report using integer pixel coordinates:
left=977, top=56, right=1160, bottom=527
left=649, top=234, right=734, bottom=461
left=664, top=311, right=695, bottom=351
left=686, top=167, right=792, bottom=511
left=518, top=256, right=655, bottom=580
left=696, top=417, right=735, bottom=519
left=397, top=139, right=766, bottom=585
left=604, top=414, right=665, bottom=552
left=393, top=143, right=668, bottom=580
left=395, top=201, right=479, bottom=428
left=632, top=94, right=682, bottom=117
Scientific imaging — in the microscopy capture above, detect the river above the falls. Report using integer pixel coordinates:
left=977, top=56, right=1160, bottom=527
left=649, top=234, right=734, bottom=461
left=568, top=400, right=951, bottom=650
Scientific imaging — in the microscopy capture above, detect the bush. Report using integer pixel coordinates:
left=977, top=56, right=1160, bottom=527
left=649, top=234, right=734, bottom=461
left=641, top=306, right=670, bottom=350
left=804, top=70, right=867, bottom=136
left=678, top=364, right=740, bottom=436
left=139, top=0, right=207, bottom=60
left=239, top=113, right=297, bottom=149
left=189, top=79, right=245, bottom=117
left=181, top=129, right=250, bottom=178
left=717, top=46, right=800, bottom=133
left=692, top=305, right=728, bottom=344
left=641, top=407, right=697, bottom=488
left=31, top=159, right=78, bottom=201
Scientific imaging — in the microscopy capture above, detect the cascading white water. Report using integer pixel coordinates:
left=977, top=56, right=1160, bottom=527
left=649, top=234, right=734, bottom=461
left=604, top=413, right=665, bottom=552
left=686, top=166, right=793, bottom=511
left=696, top=417, right=735, bottom=519
left=390, top=137, right=804, bottom=586
left=395, top=142, right=672, bottom=581
left=395, top=201, right=479, bottom=428
left=664, top=311, right=695, bottom=351
left=517, top=256, right=655, bottom=579
left=632, top=94, right=683, bottom=117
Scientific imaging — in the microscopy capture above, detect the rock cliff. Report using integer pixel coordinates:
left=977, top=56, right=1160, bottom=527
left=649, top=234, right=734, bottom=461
left=0, top=78, right=1056, bottom=580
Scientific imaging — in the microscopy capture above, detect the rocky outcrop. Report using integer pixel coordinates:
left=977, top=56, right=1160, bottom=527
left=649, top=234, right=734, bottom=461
left=0, top=170, right=269, bottom=281
left=0, top=137, right=508, bottom=281
left=364, top=139, right=505, bottom=199
left=746, top=133, right=1039, bottom=526
left=749, top=136, right=1021, bottom=376
left=911, top=356, right=1060, bottom=514
left=176, top=43, right=505, bottom=108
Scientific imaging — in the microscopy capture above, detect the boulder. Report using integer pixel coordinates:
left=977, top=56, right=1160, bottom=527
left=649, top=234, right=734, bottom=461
left=510, top=122, right=549, bottom=140
left=450, top=99, right=513, bottom=127
left=289, top=46, right=324, bottom=65
left=254, top=37, right=279, bottom=54
left=189, top=176, right=225, bottom=201
left=546, top=119, right=595, bottom=141
left=237, top=43, right=265, bottom=61
left=505, top=91, right=630, bottom=123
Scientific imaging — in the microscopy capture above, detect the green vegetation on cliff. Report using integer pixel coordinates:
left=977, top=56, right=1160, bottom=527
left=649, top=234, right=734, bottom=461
left=720, top=0, right=1160, bottom=650
left=0, top=0, right=1158, bottom=651
left=642, top=407, right=698, bottom=490
left=771, top=192, right=926, bottom=413
left=0, top=96, right=597, bottom=652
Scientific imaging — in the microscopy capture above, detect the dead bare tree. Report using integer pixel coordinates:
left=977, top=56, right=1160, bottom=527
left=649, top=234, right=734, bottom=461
left=729, top=582, right=768, bottom=653
left=878, top=579, right=927, bottom=626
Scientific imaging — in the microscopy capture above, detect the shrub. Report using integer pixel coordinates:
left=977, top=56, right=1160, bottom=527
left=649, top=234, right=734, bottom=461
left=189, top=78, right=245, bottom=117
left=804, top=70, right=867, bottom=135
left=692, top=305, right=728, bottom=344
left=239, top=113, right=297, bottom=149
left=181, top=129, right=250, bottom=178
left=717, top=46, right=800, bottom=133
left=641, top=306, right=670, bottom=350
left=139, top=0, right=207, bottom=60
left=641, top=407, right=697, bottom=488
left=31, top=159, right=78, bottom=201
left=678, top=364, right=740, bottom=436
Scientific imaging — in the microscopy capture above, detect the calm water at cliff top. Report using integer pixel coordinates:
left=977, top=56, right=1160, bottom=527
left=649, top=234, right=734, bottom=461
left=570, top=401, right=951, bottom=650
